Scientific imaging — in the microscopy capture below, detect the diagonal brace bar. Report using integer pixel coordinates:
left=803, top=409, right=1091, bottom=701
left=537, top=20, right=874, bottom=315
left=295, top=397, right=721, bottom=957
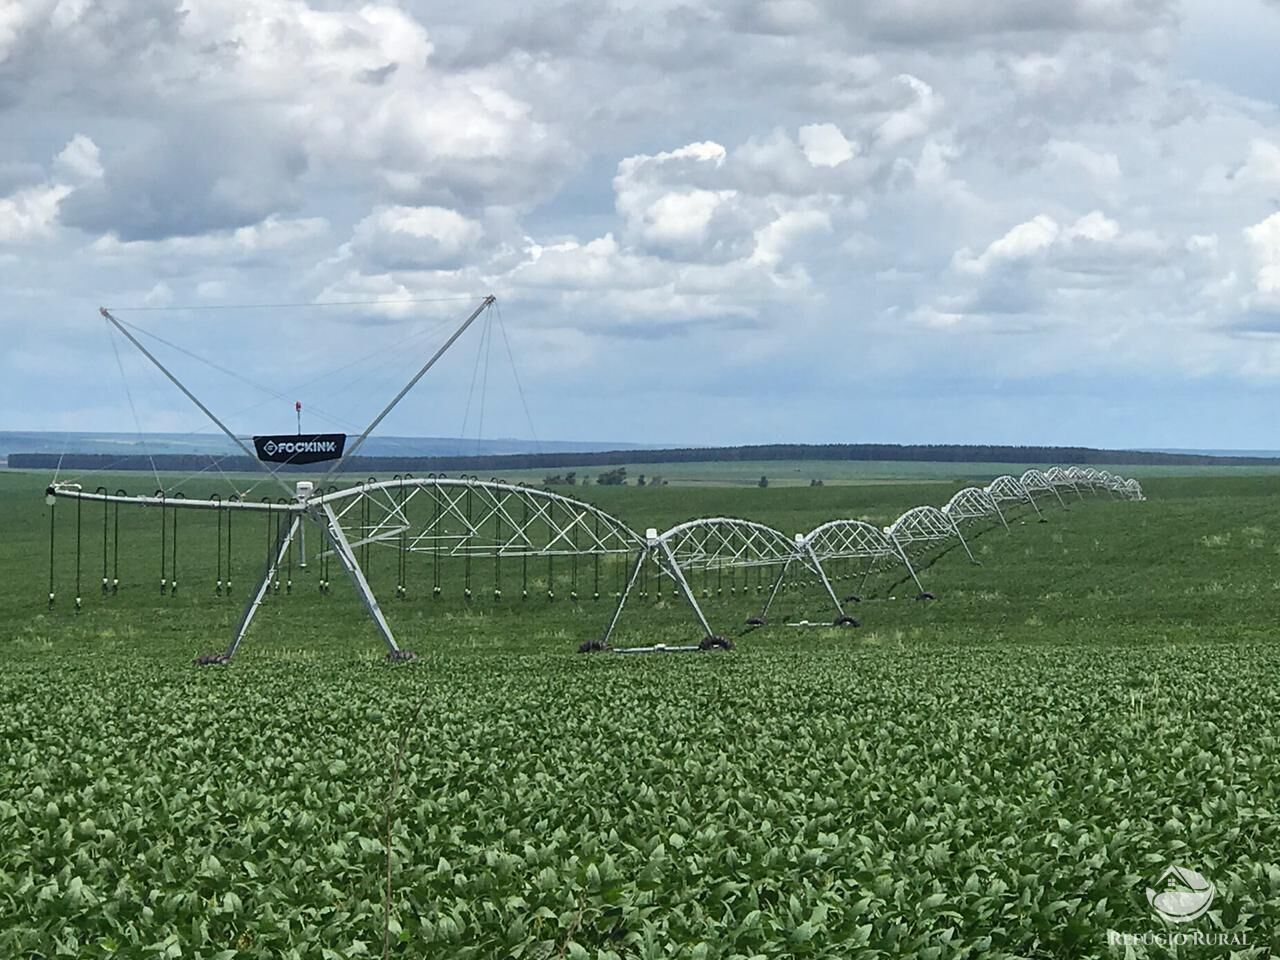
left=317, top=503, right=400, bottom=654
left=224, top=514, right=302, bottom=659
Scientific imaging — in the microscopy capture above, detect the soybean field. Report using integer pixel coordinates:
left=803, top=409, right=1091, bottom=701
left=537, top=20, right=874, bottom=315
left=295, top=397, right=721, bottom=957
left=1, top=470, right=1278, bottom=959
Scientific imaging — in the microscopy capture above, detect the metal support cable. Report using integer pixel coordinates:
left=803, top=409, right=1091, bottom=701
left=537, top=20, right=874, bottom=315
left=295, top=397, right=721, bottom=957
left=495, top=301, right=540, bottom=453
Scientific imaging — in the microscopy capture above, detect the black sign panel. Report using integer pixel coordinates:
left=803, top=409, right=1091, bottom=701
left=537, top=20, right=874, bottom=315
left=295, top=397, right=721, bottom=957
left=253, top=433, right=346, bottom=465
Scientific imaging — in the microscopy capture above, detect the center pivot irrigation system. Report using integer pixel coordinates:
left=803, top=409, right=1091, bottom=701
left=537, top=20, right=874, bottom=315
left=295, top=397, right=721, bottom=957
left=44, top=297, right=1146, bottom=662
left=588, top=465, right=1141, bottom=654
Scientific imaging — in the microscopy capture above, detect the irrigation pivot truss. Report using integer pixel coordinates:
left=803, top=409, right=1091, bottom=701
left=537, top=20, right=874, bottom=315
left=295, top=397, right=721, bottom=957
left=47, top=477, right=644, bottom=660
left=1020, top=469, right=1068, bottom=509
left=985, top=474, right=1045, bottom=520
left=319, top=477, right=640, bottom=560
left=42, top=297, right=1149, bottom=659
left=942, top=486, right=1009, bottom=531
left=885, top=505, right=976, bottom=565
left=1043, top=466, right=1085, bottom=500
left=46, top=462, right=1146, bottom=660
left=799, top=519, right=928, bottom=600
left=595, top=518, right=841, bottom=655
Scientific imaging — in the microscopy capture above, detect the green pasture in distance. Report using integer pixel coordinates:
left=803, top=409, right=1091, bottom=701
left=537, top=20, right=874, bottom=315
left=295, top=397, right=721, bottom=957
left=1, top=467, right=1278, bottom=958
left=14, top=456, right=1280, bottom=490
left=477, top=458, right=1280, bottom=487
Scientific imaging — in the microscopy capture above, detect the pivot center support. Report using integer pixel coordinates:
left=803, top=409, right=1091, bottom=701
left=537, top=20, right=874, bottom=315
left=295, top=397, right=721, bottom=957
left=92, top=298, right=496, bottom=665
left=215, top=485, right=409, bottom=665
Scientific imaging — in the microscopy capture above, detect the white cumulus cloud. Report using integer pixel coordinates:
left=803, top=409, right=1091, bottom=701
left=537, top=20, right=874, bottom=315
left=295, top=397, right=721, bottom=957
left=350, top=206, right=485, bottom=271
left=798, top=123, right=855, bottom=167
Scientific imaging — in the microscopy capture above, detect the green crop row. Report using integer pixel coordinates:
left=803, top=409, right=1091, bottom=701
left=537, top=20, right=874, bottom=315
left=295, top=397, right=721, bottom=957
left=2, top=471, right=1279, bottom=957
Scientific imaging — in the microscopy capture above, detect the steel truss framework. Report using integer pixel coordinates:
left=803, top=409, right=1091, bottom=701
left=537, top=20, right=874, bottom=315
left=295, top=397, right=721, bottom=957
left=885, top=505, right=977, bottom=564
left=1062, top=468, right=1144, bottom=500
left=47, top=460, right=1147, bottom=658
left=320, top=477, right=641, bottom=558
left=597, top=518, right=855, bottom=653
left=801, top=519, right=928, bottom=600
left=600, top=500, right=993, bottom=651
left=942, top=486, right=1009, bottom=531
left=1089, top=469, right=1118, bottom=494
left=601, top=463, right=1142, bottom=650
left=1043, top=466, right=1085, bottom=500
left=47, top=478, right=643, bottom=658
left=46, top=299, right=1152, bottom=659
left=1070, top=467, right=1110, bottom=495
left=985, top=474, right=1044, bottom=520
left=1020, top=469, right=1068, bottom=508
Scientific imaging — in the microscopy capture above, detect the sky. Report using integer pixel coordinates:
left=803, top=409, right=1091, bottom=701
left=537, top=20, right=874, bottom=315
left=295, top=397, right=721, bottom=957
left=3, top=0, right=1280, bottom=450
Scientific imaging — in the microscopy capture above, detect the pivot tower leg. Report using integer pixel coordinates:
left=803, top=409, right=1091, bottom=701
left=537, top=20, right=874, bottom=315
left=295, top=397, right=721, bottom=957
left=657, top=541, right=715, bottom=639
left=318, top=503, right=400, bottom=654
left=599, top=549, right=648, bottom=647
left=224, top=514, right=302, bottom=660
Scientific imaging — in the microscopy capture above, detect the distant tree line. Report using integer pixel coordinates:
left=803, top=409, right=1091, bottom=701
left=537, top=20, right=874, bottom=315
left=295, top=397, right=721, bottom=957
left=12, top=442, right=1280, bottom=475
left=541, top=468, right=671, bottom=487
